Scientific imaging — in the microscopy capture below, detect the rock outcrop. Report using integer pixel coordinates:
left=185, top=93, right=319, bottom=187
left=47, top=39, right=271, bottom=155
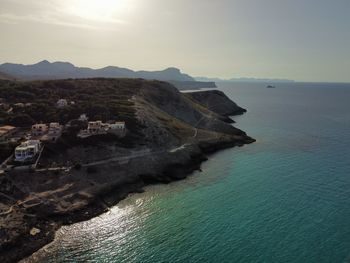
left=185, top=89, right=247, bottom=116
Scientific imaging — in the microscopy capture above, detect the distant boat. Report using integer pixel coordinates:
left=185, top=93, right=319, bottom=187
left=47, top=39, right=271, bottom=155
left=266, top=85, right=276, bottom=88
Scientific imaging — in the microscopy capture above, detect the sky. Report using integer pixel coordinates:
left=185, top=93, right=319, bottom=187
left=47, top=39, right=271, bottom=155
left=0, top=0, right=349, bottom=82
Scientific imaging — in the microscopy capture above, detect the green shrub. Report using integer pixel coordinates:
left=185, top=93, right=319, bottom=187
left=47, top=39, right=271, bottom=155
left=86, top=166, right=97, bottom=174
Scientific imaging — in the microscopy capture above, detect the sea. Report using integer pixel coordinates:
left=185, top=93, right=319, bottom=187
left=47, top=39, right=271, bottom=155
left=24, top=82, right=350, bottom=263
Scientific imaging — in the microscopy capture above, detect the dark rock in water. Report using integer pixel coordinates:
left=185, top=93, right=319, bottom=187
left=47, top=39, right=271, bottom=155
left=266, top=85, right=276, bottom=88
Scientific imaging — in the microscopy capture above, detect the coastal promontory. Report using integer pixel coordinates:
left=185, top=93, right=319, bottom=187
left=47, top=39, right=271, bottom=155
left=0, top=78, right=254, bottom=262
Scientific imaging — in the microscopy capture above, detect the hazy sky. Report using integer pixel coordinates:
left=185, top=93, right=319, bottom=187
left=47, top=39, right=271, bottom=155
left=0, top=0, right=349, bottom=82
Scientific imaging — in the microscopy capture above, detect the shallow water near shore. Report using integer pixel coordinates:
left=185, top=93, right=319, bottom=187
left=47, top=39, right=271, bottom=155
left=23, top=82, right=350, bottom=263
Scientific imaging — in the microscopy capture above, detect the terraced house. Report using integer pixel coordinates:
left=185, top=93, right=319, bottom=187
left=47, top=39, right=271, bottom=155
left=42, top=123, right=63, bottom=142
left=31, top=124, right=48, bottom=137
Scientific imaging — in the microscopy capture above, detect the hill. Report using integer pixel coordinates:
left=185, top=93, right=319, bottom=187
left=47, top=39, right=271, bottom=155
left=0, top=71, right=16, bottom=80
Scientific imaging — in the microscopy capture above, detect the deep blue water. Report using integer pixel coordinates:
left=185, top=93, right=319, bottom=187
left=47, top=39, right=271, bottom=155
left=24, top=82, right=350, bottom=263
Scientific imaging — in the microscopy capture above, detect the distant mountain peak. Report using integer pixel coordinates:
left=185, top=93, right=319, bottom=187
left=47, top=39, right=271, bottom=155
left=53, top=61, right=74, bottom=66
left=37, top=60, right=50, bottom=65
left=164, top=67, right=181, bottom=73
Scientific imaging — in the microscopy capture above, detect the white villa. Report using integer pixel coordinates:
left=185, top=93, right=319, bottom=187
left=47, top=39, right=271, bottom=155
left=57, top=99, right=68, bottom=108
left=78, top=121, right=126, bottom=138
left=15, top=140, right=41, bottom=162
left=109, top=122, right=126, bottom=130
left=32, top=124, right=48, bottom=136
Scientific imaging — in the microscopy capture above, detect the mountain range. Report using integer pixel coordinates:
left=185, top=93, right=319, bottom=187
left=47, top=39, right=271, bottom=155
left=0, top=60, right=195, bottom=82
left=0, top=60, right=294, bottom=86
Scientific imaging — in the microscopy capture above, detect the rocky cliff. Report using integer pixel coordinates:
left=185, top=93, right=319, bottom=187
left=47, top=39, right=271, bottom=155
left=185, top=89, right=247, bottom=116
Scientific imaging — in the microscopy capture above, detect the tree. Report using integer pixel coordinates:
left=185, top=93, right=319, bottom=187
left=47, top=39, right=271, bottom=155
left=8, top=114, right=34, bottom=127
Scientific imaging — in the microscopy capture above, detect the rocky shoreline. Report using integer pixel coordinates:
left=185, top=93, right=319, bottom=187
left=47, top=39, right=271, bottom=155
left=0, top=136, right=254, bottom=263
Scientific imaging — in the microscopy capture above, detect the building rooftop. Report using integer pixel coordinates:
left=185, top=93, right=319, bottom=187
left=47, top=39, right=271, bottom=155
left=20, top=140, right=40, bottom=146
left=0, top=125, right=16, bottom=136
left=49, top=122, right=60, bottom=127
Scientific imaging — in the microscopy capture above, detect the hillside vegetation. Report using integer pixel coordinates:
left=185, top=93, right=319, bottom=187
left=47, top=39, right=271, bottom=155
left=0, top=78, right=246, bottom=141
left=0, top=72, right=15, bottom=81
left=0, top=78, right=142, bottom=129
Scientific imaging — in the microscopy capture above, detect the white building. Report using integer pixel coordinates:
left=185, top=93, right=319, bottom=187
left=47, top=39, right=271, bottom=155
left=78, top=120, right=126, bottom=138
left=57, top=99, right=68, bottom=108
left=31, top=123, right=62, bottom=142
left=109, top=122, right=126, bottom=131
left=78, top=121, right=105, bottom=138
left=15, top=140, right=41, bottom=162
left=87, top=121, right=107, bottom=134
left=48, top=122, right=62, bottom=134
left=32, top=124, right=48, bottom=136
left=79, top=114, right=89, bottom=122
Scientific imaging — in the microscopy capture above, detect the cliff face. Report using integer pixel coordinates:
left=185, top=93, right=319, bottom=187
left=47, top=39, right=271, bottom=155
left=0, top=79, right=254, bottom=262
left=135, top=81, right=246, bottom=139
left=185, top=90, right=247, bottom=116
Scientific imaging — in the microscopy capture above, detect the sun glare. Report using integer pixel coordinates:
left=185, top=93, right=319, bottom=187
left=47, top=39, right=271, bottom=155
left=68, top=0, right=128, bottom=23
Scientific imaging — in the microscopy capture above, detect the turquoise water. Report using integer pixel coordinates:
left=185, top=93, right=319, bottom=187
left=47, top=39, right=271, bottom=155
left=25, top=82, right=350, bottom=263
